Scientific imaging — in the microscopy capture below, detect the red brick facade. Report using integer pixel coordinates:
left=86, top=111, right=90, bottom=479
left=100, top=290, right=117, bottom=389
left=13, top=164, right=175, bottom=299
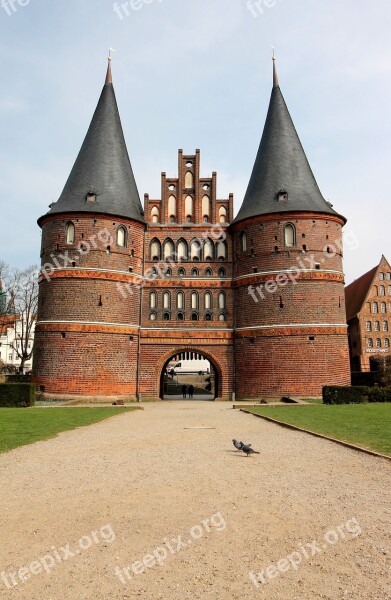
left=231, top=211, right=350, bottom=398
left=33, top=149, right=351, bottom=400
left=345, top=256, right=391, bottom=372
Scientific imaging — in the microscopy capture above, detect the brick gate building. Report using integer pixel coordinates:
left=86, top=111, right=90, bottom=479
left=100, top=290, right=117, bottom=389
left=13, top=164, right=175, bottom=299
left=33, top=58, right=350, bottom=400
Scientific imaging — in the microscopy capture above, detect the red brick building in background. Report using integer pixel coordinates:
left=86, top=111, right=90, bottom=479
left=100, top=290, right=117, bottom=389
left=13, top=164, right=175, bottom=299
left=33, top=58, right=351, bottom=400
left=345, top=256, right=390, bottom=372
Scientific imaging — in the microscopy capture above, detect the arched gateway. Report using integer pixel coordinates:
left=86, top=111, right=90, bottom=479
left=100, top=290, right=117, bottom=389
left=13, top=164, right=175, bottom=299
left=159, top=350, right=220, bottom=400
left=139, top=346, right=231, bottom=401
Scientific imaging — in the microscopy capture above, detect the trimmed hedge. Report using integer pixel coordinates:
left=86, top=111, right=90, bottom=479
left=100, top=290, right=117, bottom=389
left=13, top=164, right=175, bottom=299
left=368, top=387, right=391, bottom=403
left=322, top=386, right=370, bottom=405
left=323, top=385, right=391, bottom=404
left=0, top=383, right=36, bottom=407
left=6, top=375, right=32, bottom=384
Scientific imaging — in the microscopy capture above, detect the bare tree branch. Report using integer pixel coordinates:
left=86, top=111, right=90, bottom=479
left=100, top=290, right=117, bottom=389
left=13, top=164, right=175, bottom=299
left=0, top=264, right=39, bottom=373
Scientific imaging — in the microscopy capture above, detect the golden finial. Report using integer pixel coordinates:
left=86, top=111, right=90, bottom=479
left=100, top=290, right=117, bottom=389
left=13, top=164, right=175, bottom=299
left=106, top=49, right=116, bottom=84
left=271, top=46, right=279, bottom=87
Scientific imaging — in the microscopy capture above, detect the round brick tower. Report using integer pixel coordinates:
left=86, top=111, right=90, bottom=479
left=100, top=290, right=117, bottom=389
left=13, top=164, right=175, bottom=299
left=232, top=58, right=350, bottom=399
left=33, top=61, right=146, bottom=399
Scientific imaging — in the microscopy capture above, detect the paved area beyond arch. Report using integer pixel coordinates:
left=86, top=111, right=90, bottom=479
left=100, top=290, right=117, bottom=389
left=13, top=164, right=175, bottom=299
left=0, top=402, right=390, bottom=600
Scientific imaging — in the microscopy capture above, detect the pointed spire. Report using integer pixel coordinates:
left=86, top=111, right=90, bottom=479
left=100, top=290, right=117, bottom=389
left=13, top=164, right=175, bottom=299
left=105, top=60, right=112, bottom=85
left=233, top=63, right=345, bottom=224
left=39, top=59, right=145, bottom=225
left=272, top=48, right=279, bottom=88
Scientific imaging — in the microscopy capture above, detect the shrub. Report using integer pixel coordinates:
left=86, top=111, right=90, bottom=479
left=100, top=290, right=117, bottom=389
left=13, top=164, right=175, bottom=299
left=0, top=383, right=36, bottom=407
left=370, top=356, right=391, bottom=387
left=368, top=387, right=391, bottom=403
left=322, top=386, right=370, bottom=405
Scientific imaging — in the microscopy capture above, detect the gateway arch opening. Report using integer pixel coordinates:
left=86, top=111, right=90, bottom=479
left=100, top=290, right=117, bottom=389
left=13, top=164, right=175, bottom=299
left=161, top=351, right=217, bottom=400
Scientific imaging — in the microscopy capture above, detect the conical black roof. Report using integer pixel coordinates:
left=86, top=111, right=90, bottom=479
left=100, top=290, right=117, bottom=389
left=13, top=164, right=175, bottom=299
left=39, top=63, right=145, bottom=225
left=234, top=65, right=345, bottom=224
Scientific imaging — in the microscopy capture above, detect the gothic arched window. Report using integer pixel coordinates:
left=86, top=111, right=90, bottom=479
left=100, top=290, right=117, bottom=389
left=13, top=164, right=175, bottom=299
left=177, top=292, right=185, bottom=310
left=202, top=195, right=210, bottom=221
left=168, top=196, right=176, bottom=221
left=284, top=223, right=296, bottom=247
left=185, top=171, right=194, bottom=189
left=150, top=238, right=161, bottom=261
left=204, top=292, right=212, bottom=310
left=150, top=291, right=157, bottom=309
left=185, top=196, right=193, bottom=221
left=163, top=239, right=175, bottom=260
left=65, top=222, right=75, bottom=245
left=177, top=239, right=188, bottom=261
left=240, top=232, right=247, bottom=253
left=219, top=206, right=227, bottom=223
left=116, top=226, right=127, bottom=248
left=151, top=206, right=160, bottom=223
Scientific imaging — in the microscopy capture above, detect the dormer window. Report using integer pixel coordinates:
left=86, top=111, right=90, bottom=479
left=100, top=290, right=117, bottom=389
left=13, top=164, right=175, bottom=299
left=277, top=190, right=288, bottom=202
left=86, top=192, right=96, bottom=203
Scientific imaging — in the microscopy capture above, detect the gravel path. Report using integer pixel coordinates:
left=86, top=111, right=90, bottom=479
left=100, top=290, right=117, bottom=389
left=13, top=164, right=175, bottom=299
left=0, top=401, right=390, bottom=600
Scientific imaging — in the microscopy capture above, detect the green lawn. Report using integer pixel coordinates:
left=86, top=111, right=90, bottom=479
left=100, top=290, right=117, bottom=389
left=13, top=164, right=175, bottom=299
left=247, top=404, right=391, bottom=456
left=0, top=407, right=137, bottom=453
left=300, top=397, right=324, bottom=404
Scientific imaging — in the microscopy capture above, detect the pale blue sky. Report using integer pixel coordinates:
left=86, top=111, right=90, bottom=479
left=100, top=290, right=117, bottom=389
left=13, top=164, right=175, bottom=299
left=0, top=0, right=390, bottom=283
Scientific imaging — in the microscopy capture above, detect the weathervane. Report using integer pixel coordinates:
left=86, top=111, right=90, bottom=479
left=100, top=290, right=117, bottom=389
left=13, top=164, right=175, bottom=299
left=108, top=48, right=116, bottom=62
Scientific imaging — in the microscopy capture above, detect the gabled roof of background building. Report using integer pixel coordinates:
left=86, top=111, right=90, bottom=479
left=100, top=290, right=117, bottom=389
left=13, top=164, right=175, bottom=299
left=345, top=266, right=378, bottom=321
left=233, top=58, right=346, bottom=224
left=38, top=62, right=145, bottom=225
left=345, top=255, right=390, bottom=321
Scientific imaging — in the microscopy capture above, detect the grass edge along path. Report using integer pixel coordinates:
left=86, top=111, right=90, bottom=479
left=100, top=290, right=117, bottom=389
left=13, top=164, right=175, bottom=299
left=244, top=404, right=391, bottom=458
left=0, top=407, right=139, bottom=454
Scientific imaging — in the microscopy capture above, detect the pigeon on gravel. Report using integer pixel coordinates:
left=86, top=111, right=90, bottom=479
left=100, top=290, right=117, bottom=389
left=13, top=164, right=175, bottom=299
left=232, top=439, right=251, bottom=451
left=241, top=444, right=260, bottom=457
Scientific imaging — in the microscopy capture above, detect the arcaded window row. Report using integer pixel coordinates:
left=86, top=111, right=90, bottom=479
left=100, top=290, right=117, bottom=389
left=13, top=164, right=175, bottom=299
left=149, top=238, right=228, bottom=261
left=367, top=338, right=390, bottom=348
left=149, top=290, right=227, bottom=322
left=366, top=320, right=389, bottom=332
left=150, top=198, right=228, bottom=224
